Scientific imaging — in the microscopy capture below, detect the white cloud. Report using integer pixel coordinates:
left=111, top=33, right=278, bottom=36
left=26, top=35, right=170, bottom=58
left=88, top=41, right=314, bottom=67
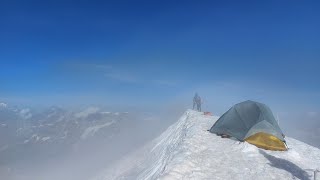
left=105, top=71, right=138, bottom=83
left=306, top=111, right=318, bottom=118
left=71, top=62, right=139, bottom=83
left=69, top=62, right=180, bottom=86
left=68, top=62, right=113, bottom=70
left=153, top=80, right=177, bottom=86
left=92, top=64, right=113, bottom=69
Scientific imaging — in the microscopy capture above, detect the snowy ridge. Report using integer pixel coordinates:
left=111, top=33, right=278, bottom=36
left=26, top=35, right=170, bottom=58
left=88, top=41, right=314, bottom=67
left=94, top=110, right=320, bottom=180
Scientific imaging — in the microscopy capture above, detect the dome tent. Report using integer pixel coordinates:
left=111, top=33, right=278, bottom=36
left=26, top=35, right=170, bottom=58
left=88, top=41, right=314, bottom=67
left=209, top=100, right=287, bottom=151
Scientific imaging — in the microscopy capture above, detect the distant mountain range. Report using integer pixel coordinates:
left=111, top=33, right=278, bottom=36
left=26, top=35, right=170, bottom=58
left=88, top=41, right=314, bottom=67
left=0, top=102, right=165, bottom=180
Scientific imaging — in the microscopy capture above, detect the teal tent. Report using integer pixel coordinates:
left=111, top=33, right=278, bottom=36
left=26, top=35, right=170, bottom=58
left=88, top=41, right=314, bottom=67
left=210, top=100, right=287, bottom=151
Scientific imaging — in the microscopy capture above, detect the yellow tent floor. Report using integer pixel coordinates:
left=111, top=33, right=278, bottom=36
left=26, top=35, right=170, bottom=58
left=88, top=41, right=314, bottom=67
left=245, top=132, right=287, bottom=151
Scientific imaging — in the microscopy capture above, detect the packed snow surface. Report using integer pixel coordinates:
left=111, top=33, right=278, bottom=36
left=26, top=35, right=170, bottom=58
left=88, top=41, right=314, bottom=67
left=94, top=110, right=320, bottom=180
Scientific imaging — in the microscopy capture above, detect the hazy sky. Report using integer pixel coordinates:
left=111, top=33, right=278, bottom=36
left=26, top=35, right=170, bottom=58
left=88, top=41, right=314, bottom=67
left=0, top=0, right=319, bottom=110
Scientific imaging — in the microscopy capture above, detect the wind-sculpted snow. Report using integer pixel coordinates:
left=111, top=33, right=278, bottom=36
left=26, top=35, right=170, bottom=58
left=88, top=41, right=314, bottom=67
left=94, top=110, right=320, bottom=180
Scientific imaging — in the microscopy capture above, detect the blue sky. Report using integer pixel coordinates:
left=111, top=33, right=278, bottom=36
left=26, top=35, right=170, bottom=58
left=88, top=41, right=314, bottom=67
left=0, top=0, right=320, bottom=110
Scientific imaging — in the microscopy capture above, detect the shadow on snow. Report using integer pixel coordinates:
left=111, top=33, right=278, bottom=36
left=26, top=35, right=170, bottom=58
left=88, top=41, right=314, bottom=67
left=259, top=150, right=311, bottom=180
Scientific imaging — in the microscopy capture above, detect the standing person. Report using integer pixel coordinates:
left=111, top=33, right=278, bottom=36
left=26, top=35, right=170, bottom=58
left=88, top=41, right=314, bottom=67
left=193, top=93, right=198, bottom=110
left=197, top=96, right=202, bottom=112
left=193, top=93, right=197, bottom=110
left=193, top=93, right=202, bottom=112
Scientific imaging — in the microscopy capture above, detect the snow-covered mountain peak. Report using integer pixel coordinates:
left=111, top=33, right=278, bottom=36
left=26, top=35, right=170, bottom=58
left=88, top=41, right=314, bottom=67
left=19, top=108, right=32, bottom=119
left=94, top=109, right=320, bottom=180
left=0, top=102, right=8, bottom=108
left=74, top=107, right=100, bottom=118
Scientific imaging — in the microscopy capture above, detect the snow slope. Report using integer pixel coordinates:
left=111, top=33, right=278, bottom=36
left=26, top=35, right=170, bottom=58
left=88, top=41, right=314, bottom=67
left=94, top=110, right=320, bottom=180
